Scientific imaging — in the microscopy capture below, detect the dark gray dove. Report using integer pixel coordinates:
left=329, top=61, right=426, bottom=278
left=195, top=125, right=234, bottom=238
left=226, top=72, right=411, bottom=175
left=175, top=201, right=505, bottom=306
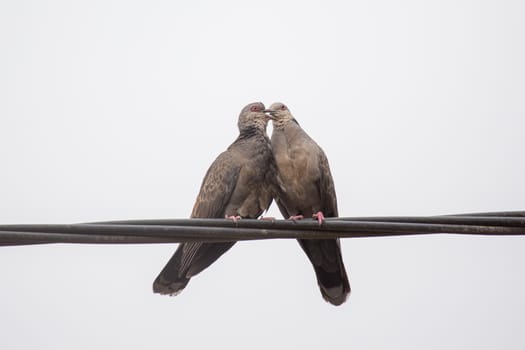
left=267, top=102, right=350, bottom=306
left=153, top=102, right=279, bottom=296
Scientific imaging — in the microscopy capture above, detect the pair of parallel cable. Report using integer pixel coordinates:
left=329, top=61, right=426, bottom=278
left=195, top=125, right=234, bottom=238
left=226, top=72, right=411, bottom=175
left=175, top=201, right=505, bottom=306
left=1, top=211, right=524, bottom=246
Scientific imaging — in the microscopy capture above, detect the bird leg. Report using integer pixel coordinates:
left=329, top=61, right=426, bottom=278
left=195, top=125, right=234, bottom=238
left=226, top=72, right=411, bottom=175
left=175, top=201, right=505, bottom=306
left=259, top=216, right=276, bottom=222
left=225, top=215, right=242, bottom=223
left=288, top=215, right=304, bottom=222
left=312, top=211, right=325, bottom=225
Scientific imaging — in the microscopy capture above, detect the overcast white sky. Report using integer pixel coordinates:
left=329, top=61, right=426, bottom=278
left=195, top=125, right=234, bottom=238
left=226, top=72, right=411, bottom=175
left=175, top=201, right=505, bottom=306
left=1, top=1, right=525, bottom=349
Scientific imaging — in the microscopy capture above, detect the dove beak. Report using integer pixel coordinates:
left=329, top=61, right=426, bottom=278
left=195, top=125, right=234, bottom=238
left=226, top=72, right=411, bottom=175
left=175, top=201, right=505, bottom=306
left=263, top=109, right=276, bottom=120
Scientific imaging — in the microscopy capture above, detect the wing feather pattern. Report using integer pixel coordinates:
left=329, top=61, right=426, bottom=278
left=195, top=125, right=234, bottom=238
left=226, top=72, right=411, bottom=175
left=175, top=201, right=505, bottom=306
left=153, top=151, right=241, bottom=295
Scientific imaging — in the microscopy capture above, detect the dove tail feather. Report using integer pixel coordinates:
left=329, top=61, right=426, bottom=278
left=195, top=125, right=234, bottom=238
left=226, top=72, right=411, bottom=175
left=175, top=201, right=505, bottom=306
left=153, top=242, right=235, bottom=295
left=299, top=238, right=351, bottom=306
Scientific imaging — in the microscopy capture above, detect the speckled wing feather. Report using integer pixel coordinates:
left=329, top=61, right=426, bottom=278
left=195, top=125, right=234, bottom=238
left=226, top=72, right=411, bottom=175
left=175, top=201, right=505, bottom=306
left=190, top=151, right=240, bottom=218
left=153, top=151, right=241, bottom=295
left=317, top=150, right=338, bottom=217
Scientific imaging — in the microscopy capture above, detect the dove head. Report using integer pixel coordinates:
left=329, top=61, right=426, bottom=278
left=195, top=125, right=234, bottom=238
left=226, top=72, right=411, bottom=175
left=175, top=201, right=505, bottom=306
left=237, top=102, right=271, bottom=134
left=266, top=102, right=295, bottom=129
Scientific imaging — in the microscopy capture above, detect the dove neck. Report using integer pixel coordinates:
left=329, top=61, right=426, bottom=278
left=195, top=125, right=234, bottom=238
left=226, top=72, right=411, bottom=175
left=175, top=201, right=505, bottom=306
left=272, top=118, right=299, bottom=130
left=238, top=126, right=267, bottom=140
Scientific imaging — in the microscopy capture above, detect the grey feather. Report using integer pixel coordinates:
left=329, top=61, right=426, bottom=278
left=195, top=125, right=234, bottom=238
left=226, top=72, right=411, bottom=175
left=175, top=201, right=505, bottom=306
left=153, top=102, right=279, bottom=296
left=269, top=102, right=350, bottom=306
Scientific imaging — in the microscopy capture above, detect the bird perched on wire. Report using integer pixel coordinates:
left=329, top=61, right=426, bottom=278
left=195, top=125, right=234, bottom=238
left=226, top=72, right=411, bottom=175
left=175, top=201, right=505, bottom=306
left=153, top=102, right=280, bottom=296
left=266, top=102, right=350, bottom=306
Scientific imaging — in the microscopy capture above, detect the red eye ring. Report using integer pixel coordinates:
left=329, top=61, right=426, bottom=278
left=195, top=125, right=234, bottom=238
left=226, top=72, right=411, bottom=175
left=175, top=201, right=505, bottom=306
left=250, top=106, right=258, bottom=112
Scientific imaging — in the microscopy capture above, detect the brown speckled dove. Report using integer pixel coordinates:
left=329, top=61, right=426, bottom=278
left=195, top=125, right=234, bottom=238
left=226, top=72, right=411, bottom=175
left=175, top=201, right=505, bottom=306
left=267, top=102, right=350, bottom=306
left=153, top=102, right=279, bottom=296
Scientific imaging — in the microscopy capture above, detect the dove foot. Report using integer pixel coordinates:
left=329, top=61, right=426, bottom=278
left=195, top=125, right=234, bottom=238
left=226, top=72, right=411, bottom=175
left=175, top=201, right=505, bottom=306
left=225, top=215, right=242, bottom=223
left=288, top=215, right=304, bottom=222
left=312, top=211, right=325, bottom=225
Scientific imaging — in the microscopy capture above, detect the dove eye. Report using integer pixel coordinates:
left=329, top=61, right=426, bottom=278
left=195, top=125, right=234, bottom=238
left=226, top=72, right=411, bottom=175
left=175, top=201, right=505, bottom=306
left=250, top=106, right=258, bottom=112
left=281, top=105, right=286, bottom=110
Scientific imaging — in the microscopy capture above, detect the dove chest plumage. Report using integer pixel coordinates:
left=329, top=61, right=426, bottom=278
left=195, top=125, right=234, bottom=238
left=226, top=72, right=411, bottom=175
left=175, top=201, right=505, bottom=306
left=224, top=134, right=276, bottom=218
left=272, top=122, right=323, bottom=217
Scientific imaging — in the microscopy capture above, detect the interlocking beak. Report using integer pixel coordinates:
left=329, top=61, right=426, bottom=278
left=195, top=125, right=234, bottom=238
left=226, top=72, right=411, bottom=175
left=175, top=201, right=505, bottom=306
left=263, top=109, right=276, bottom=120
